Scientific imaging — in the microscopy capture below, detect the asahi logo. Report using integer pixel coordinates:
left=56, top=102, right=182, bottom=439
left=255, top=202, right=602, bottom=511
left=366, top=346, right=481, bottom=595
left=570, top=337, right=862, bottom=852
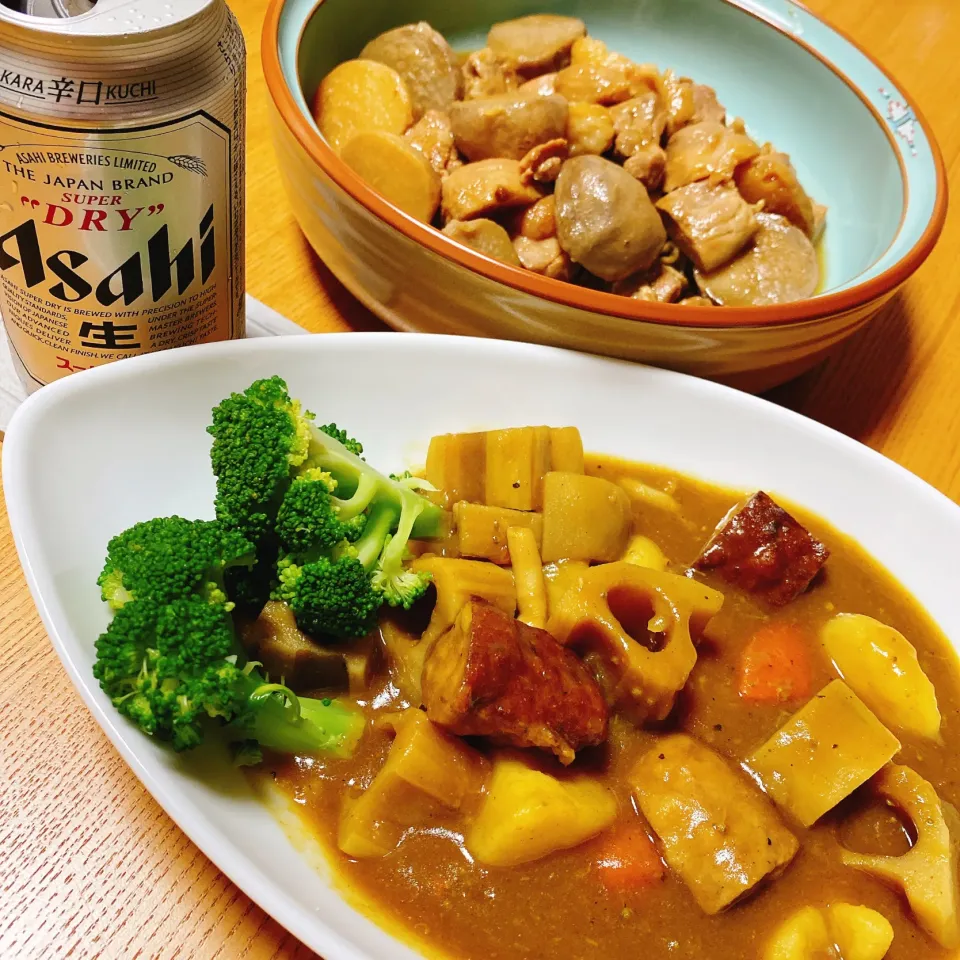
left=0, top=203, right=216, bottom=306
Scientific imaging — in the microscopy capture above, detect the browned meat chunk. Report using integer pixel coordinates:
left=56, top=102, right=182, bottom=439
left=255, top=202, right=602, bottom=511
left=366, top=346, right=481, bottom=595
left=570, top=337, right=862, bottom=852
left=664, top=121, right=759, bottom=192
left=735, top=145, right=817, bottom=236
left=657, top=180, right=760, bottom=273
left=450, top=93, right=569, bottom=162
left=404, top=109, right=461, bottom=177
left=361, top=22, right=463, bottom=119
left=631, top=735, right=799, bottom=914
left=487, top=14, right=587, bottom=75
left=691, top=83, right=726, bottom=125
left=518, top=72, right=558, bottom=97
left=421, top=599, right=609, bottom=764
left=695, top=212, right=820, bottom=307
left=694, top=490, right=830, bottom=605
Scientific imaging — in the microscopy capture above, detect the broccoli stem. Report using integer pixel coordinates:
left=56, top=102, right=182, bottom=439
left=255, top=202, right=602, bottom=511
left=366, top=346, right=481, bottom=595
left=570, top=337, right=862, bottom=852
left=239, top=680, right=366, bottom=758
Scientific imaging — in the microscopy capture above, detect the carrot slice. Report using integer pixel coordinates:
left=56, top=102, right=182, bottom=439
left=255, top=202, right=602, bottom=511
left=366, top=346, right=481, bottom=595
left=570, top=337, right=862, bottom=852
left=738, top=622, right=813, bottom=704
left=593, top=822, right=665, bottom=893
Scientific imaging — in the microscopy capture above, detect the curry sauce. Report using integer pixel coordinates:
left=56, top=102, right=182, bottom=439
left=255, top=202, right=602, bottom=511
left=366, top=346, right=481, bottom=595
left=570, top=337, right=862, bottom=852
left=263, top=458, right=960, bottom=960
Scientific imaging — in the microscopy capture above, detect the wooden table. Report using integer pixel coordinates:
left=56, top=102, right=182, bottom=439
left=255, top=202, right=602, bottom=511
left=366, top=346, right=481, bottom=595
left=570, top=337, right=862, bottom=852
left=1, top=0, right=958, bottom=957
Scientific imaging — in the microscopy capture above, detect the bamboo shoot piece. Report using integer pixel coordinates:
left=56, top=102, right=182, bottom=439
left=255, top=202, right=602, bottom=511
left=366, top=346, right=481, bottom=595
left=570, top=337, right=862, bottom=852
left=425, top=431, right=486, bottom=506
left=507, top=526, right=547, bottom=628
left=747, top=680, right=901, bottom=827
left=484, top=426, right=551, bottom=510
left=455, top=501, right=543, bottom=564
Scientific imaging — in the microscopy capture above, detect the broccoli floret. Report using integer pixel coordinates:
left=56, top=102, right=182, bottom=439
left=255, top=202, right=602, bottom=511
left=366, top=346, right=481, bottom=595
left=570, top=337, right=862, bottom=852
left=93, top=589, right=365, bottom=757
left=275, top=431, right=448, bottom=633
left=274, top=469, right=366, bottom=553
left=318, top=423, right=363, bottom=458
left=208, top=376, right=314, bottom=545
left=97, top=517, right=254, bottom=610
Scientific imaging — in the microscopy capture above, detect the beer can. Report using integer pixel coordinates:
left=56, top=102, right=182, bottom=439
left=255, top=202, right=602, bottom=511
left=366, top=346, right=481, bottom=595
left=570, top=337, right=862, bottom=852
left=0, top=0, right=245, bottom=392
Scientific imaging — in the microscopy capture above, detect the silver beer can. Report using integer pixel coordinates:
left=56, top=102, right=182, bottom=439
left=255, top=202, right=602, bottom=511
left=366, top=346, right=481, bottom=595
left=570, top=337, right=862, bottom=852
left=0, top=0, right=245, bottom=392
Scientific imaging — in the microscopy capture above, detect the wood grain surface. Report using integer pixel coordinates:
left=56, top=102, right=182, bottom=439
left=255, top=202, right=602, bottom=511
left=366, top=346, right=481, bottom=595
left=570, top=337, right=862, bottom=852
left=1, top=1, right=958, bottom=958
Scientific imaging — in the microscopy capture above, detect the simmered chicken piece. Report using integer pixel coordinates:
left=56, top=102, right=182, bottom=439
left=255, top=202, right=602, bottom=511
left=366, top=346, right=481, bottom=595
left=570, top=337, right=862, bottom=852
left=694, top=490, right=829, bottom=605
left=657, top=180, right=760, bottom=273
left=513, top=235, right=571, bottom=279
left=695, top=212, right=820, bottom=307
left=555, top=155, right=666, bottom=281
left=360, top=22, right=462, bottom=119
left=613, top=261, right=687, bottom=303
left=421, top=599, right=609, bottom=764
left=518, top=137, right=569, bottom=184
left=487, top=14, right=587, bottom=75
left=691, top=83, right=726, bottom=125
left=461, top=46, right=519, bottom=99
left=735, top=144, right=818, bottom=236
left=404, top=109, right=461, bottom=177
left=566, top=101, right=615, bottom=156
left=609, top=93, right=667, bottom=158
left=663, top=120, right=760, bottom=192
left=661, top=70, right=697, bottom=136
left=449, top=92, right=569, bottom=161
left=632, top=735, right=799, bottom=914
left=440, top=157, right=544, bottom=220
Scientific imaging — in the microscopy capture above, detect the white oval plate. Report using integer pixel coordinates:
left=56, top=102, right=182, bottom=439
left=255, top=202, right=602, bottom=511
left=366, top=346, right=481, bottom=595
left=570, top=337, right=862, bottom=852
left=4, top=333, right=959, bottom=959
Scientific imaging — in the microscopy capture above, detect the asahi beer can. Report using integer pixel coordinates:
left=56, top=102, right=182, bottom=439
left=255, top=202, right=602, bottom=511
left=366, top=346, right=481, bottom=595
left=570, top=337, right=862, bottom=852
left=0, top=0, right=245, bottom=392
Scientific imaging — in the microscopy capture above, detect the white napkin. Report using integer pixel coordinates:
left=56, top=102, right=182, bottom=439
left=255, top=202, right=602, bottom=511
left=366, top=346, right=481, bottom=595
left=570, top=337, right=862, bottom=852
left=0, top=294, right=308, bottom=432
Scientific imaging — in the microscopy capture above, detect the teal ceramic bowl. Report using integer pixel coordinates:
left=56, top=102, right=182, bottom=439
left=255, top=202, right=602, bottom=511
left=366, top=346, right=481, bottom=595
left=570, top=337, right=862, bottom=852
left=264, top=0, right=947, bottom=390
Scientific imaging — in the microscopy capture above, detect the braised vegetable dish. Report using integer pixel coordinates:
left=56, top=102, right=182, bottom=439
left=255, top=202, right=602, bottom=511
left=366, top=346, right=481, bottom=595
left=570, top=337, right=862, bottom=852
left=312, top=15, right=826, bottom=308
left=93, top=378, right=959, bottom=960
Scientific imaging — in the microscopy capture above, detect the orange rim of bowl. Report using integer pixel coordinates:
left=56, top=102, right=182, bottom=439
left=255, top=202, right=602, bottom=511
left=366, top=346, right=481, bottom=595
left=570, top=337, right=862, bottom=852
left=261, top=0, right=948, bottom=330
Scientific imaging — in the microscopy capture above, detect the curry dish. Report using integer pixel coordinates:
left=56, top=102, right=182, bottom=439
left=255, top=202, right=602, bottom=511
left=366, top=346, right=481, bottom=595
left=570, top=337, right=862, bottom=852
left=255, top=440, right=958, bottom=960
left=311, top=14, right=826, bottom=308
left=92, top=380, right=958, bottom=960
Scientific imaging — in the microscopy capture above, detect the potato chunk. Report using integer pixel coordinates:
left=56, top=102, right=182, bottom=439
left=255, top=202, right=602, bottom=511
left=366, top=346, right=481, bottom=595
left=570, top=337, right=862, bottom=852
left=547, top=562, right=724, bottom=723
left=314, top=59, right=413, bottom=153
left=411, top=555, right=516, bottom=647
left=442, top=218, right=522, bottom=266
left=338, top=709, right=486, bottom=858
left=821, top=613, right=941, bottom=741
left=632, top=735, right=799, bottom=915
left=765, top=904, right=894, bottom=960
left=841, top=765, right=960, bottom=949
left=747, top=681, right=901, bottom=827
left=540, top=471, right=632, bottom=563
left=555, top=155, right=667, bottom=281
left=441, top=158, right=545, bottom=221
left=360, top=22, right=462, bottom=120
left=487, top=14, right=587, bottom=74
left=455, top=502, right=543, bottom=564
left=450, top=93, right=569, bottom=162
left=467, top=754, right=617, bottom=867
left=341, top=131, right=440, bottom=222
left=621, top=534, right=668, bottom=572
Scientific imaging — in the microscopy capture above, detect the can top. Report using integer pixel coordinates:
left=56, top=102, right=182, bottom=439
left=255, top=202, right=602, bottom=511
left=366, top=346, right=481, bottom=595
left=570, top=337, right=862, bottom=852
left=0, top=0, right=216, bottom=36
